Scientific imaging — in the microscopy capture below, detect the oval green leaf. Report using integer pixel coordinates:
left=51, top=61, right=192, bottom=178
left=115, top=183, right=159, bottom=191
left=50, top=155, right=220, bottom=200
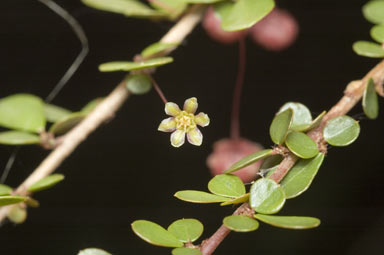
left=131, top=220, right=183, bottom=247
left=125, top=74, right=152, bottom=95
left=49, top=112, right=85, bottom=135
left=371, top=25, right=384, bottom=43
left=249, top=178, right=285, bottom=215
left=78, top=248, right=112, bottom=255
left=7, top=206, right=27, bottom=224
left=99, top=57, right=173, bottom=72
left=174, top=190, right=230, bottom=203
left=363, top=0, right=384, bottom=24
left=167, top=218, right=204, bottom=242
left=27, top=174, right=65, bottom=193
left=279, top=102, right=312, bottom=131
left=0, top=184, right=12, bottom=196
left=353, top=41, right=384, bottom=58
left=225, top=149, right=274, bottom=173
left=302, top=111, right=326, bottom=132
left=363, top=78, right=379, bottom=119
left=81, top=98, right=103, bottom=115
left=0, top=131, right=40, bottom=145
left=141, top=42, right=179, bottom=58
left=172, top=248, right=202, bottom=255
left=44, top=104, right=72, bottom=123
left=280, top=153, right=325, bottom=199
left=259, top=155, right=283, bottom=173
left=185, top=0, right=222, bottom=3
left=254, top=214, right=321, bottom=229
left=323, top=115, right=360, bottom=146
left=220, top=193, right=249, bottom=206
left=0, top=94, right=46, bottom=133
left=285, top=131, right=319, bottom=159
left=223, top=215, right=259, bottom=232
left=270, top=109, right=293, bottom=145
left=208, top=174, right=245, bottom=198
left=0, top=195, right=27, bottom=207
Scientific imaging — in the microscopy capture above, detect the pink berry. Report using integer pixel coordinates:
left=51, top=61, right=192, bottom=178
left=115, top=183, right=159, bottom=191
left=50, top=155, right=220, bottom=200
left=202, top=7, right=248, bottom=44
left=206, top=138, right=264, bottom=183
left=250, top=8, right=299, bottom=51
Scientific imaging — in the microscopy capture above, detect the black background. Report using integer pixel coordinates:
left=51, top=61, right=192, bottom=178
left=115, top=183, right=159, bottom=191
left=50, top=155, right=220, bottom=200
left=1, top=0, right=384, bottom=254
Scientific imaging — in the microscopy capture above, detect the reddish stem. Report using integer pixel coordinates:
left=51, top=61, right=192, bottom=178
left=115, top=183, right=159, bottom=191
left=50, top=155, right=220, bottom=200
left=150, top=76, right=168, bottom=104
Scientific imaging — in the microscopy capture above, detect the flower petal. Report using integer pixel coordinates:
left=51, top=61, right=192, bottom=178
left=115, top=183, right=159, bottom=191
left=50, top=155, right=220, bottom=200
left=158, top=117, right=176, bottom=132
left=165, top=102, right=181, bottom=116
left=195, top=112, right=210, bottom=127
left=187, top=127, right=203, bottom=146
left=170, top=130, right=185, bottom=147
left=183, top=97, right=198, bottom=114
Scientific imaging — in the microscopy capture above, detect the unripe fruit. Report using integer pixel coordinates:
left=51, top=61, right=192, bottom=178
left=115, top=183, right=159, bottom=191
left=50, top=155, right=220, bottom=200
left=206, top=138, right=264, bottom=183
left=202, top=7, right=248, bottom=44
left=250, top=8, right=299, bottom=51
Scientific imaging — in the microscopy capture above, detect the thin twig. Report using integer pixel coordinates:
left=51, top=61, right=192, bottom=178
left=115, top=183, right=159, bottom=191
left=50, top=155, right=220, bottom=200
left=150, top=76, right=168, bottom=104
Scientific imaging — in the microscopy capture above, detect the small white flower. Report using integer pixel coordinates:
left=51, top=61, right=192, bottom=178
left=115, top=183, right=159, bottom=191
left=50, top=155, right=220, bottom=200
left=158, top=97, right=210, bottom=147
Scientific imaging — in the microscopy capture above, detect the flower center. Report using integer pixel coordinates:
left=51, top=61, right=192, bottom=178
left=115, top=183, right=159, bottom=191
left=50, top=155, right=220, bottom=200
left=175, top=111, right=196, bottom=132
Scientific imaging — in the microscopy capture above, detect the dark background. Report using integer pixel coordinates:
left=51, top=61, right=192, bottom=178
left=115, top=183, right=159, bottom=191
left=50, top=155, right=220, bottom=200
left=1, top=0, right=384, bottom=254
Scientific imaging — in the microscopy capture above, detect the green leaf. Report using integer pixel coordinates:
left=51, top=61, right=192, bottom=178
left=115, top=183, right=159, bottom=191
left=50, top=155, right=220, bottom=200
left=125, top=74, right=152, bottom=95
left=249, top=178, right=285, bottom=214
left=81, top=98, right=103, bottom=115
left=167, top=218, right=204, bottom=242
left=363, top=78, right=379, bottom=119
left=225, top=149, right=274, bottom=173
left=363, top=0, right=384, bottom=24
left=215, top=0, right=275, bottom=32
left=285, top=131, right=319, bottom=159
left=0, top=196, right=27, bottom=207
left=254, top=214, right=321, bottom=229
left=302, top=111, right=326, bottom=132
left=353, top=41, right=384, bottom=58
left=371, top=25, right=384, bottom=43
left=0, top=131, right=40, bottom=145
left=280, top=153, right=325, bottom=199
left=208, top=174, right=245, bottom=198
left=223, top=215, right=259, bottom=232
left=99, top=57, right=173, bottom=72
left=220, top=193, right=249, bottom=206
left=174, top=190, right=230, bottom=203
left=172, top=248, right=202, bottom=255
left=0, top=184, right=12, bottom=196
left=44, top=104, right=72, bottom=123
left=269, top=109, right=293, bottom=145
left=279, top=102, right=312, bottom=131
left=78, top=248, right=112, bottom=255
left=142, top=42, right=179, bottom=58
left=149, top=0, right=187, bottom=19
left=81, top=0, right=165, bottom=18
left=259, top=155, right=283, bottom=171
left=185, top=0, right=223, bottom=3
left=0, top=94, right=45, bottom=133
left=323, top=115, right=360, bottom=146
left=49, top=112, right=85, bottom=135
left=131, top=220, right=183, bottom=247
left=27, top=174, right=65, bottom=193
left=7, top=206, right=27, bottom=224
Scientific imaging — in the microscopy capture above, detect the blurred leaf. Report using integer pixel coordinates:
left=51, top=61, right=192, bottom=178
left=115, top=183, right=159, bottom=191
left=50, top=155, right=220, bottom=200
left=363, top=78, right=379, bottom=119
left=78, top=248, right=112, bottom=255
left=174, top=190, right=230, bottom=203
left=223, top=215, right=259, bottom=232
left=44, top=104, right=72, bottom=123
left=371, top=25, right=384, bottom=43
left=99, top=57, right=173, bottom=72
left=323, top=115, right=360, bottom=146
left=141, top=42, right=179, bottom=58
left=249, top=178, right=285, bottom=214
left=269, top=109, right=293, bottom=145
left=208, top=174, right=245, bottom=198
left=215, top=0, right=275, bottom=32
left=81, top=98, right=103, bottom=115
left=25, top=197, right=40, bottom=208
left=353, top=41, right=384, bottom=58
left=0, top=184, right=12, bottom=196
left=49, top=112, right=85, bottom=135
left=125, top=74, right=152, bottom=95
left=279, top=102, right=312, bottom=131
left=363, top=0, right=384, bottom=24
left=167, top=218, right=204, bottom=242
left=220, top=193, right=249, bottom=206
left=149, top=0, right=187, bottom=19
left=185, top=0, right=223, bottom=3
left=172, top=248, right=202, bottom=255
left=27, top=174, right=65, bottom=193
left=280, top=153, right=325, bottom=199
left=254, top=214, right=321, bottom=229
left=225, top=149, right=274, bottom=173
left=302, top=111, right=326, bottom=132
left=131, top=220, right=183, bottom=247
left=0, top=131, right=40, bottom=145
left=0, top=196, right=27, bottom=207
left=81, top=0, right=165, bottom=18
left=285, top=131, right=319, bottom=159
left=0, top=94, right=45, bottom=133
left=7, top=206, right=27, bottom=224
